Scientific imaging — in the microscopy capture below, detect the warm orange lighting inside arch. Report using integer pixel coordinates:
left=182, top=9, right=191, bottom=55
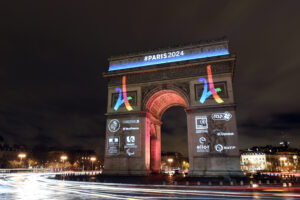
left=145, top=89, right=187, bottom=172
left=146, top=90, right=187, bottom=119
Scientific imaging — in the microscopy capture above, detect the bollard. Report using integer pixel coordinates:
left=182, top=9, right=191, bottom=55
left=258, top=180, right=262, bottom=185
left=266, top=180, right=270, bottom=184
left=250, top=180, right=253, bottom=185
left=288, top=183, right=292, bottom=187
left=230, top=181, right=234, bottom=186
left=240, top=180, right=244, bottom=186
left=197, top=181, right=200, bottom=185
left=219, top=181, right=223, bottom=186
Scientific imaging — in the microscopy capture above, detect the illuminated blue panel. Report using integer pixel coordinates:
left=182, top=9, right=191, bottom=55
left=109, top=49, right=229, bottom=71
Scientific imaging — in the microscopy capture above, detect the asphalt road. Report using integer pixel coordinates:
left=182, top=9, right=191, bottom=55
left=1, top=173, right=300, bottom=200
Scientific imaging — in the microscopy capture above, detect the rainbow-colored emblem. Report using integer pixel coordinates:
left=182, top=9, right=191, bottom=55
left=114, top=76, right=133, bottom=111
left=199, top=65, right=224, bottom=104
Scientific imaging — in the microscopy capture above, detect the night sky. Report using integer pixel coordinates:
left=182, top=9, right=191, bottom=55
left=1, top=1, right=300, bottom=157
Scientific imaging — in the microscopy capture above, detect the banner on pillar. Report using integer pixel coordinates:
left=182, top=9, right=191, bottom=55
left=193, top=111, right=237, bottom=155
left=106, top=117, right=141, bottom=157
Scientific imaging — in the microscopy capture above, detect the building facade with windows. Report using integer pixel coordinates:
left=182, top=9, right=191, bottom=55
left=240, top=143, right=299, bottom=173
left=241, top=152, right=267, bottom=172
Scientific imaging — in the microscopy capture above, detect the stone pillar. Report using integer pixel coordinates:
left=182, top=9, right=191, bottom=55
left=150, top=124, right=161, bottom=173
left=186, top=106, right=243, bottom=177
left=103, top=114, right=149, bottom=175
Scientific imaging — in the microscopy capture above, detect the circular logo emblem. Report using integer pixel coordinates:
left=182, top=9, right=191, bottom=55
left=127, top=136, right=135, bottom=143
left=199, top=137, right=206, bottom=144
left=108, top=119, right=120, bottom=133
left=215, top=144, right=224, bottom=152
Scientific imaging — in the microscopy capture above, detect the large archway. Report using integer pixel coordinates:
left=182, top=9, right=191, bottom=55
left=145, top=89, right=188, bottom=173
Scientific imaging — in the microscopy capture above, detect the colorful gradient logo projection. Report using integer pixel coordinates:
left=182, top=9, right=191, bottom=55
left=114, top=76, right=133, bottom=111
left=198, top=65, right=224, bottom=104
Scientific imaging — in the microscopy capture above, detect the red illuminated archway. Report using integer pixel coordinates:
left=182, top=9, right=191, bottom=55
left=144, top=89, right=188, bottom=173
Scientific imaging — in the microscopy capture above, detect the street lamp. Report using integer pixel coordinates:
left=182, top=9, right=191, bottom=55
left=293, top=155, right=297, bottom=160
left=167, top=158, right=174, bottom=174
left=279, top=157, right=287, bottom=161
left=18, top=153, right=26, bottom=161
left=90, top=156, right=96, bottom=171
left=60, top=155, right=68, bottom=171
left=18, top=153, right=26, bottom=168
left=279, top=157, right=287, bottom=172
left=60, top=155, right=68, bottom=162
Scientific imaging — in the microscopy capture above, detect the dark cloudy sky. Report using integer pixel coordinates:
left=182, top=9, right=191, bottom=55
left=1, top=1, right=300, bottom=157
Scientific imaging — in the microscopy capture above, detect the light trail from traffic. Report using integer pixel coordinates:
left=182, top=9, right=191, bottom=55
left=1, top=173, right=300, bottom=200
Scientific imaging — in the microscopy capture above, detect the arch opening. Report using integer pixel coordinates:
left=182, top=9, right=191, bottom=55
left=145, top=89, right=188, bottom=173
left=161, top=106, right=188, bottom=174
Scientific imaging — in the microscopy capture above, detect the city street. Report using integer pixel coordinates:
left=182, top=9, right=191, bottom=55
left=1, top=173, right=300, bottom=200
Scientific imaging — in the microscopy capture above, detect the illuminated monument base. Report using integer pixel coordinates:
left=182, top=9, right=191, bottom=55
left=104, top=113, right=161, bottom=176
left=185, top=106, right=243, bottom=177
left=103, top=109, right=243, bottom=177
left=103, top=39, right=243, bottom=177
left=188, top=157, right=243, bottom=177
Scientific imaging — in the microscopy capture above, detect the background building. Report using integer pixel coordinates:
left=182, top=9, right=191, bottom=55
left=0, top=136, right=28, bottom=168
left=241, top=152, right=267, bottom=172
left=0, top=135, right=101, bottom=171
left=161, top=152, right=189, bottom=174
left=240, top=141, right=299, bottom=173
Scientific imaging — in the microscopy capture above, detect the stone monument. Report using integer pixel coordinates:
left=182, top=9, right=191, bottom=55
left=103, top=39, right=242, bottom=177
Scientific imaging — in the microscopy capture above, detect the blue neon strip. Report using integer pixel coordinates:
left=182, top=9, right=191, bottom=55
left=109, top=49, right=229, bottom=71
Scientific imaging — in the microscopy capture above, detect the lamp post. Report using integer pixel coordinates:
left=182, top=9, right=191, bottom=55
left=60, top=155, right=68, bottom=171
left=279, top=157, right=287, bottom=172
left=90, top=156, right=96, bottom=171
left=61, top=155, right=68, bottom=162
left=167, top=158, right=173, bottom=164
left=18, top=153, right=26, bottom=168
left=293, top=155, right=298, bottom=171
left=167, top=158, right=173, bottom=173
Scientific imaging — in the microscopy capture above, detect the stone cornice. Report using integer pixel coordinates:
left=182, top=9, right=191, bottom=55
left=105, top=58, right=234, bottom=86
left=185, top=104, right=236, bottom=113
left=103, top=55, right=235, bottom=78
